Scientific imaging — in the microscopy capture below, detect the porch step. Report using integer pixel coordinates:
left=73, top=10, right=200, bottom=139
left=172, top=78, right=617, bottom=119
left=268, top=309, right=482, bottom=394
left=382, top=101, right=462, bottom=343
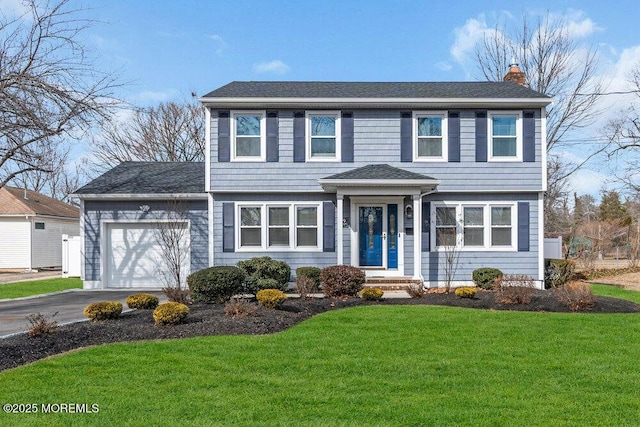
left=364, top=277, right=422, bottom=291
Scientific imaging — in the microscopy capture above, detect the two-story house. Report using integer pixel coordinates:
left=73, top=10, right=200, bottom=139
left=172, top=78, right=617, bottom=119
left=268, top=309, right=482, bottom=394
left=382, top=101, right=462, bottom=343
left=74, top=67, right=551, bottom=289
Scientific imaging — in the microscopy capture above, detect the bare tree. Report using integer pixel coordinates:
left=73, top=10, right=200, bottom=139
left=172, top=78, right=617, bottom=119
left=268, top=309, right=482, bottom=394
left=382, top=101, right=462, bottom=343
left=155, top=201, right=191, bottom=303
left=474, top=13, right=605, bottom=179
left=0, top=0, right=120, bottom=189
left=90, top=99, right=205, bottom=173
left=436, top=229, right=461, bottom=293
left=545, top=155, right=573, bottom=236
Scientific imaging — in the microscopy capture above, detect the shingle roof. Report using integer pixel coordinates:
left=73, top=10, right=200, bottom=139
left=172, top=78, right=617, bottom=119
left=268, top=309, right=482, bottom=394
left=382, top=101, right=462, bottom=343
left=322, top=164, right=436, bottom=181
left=202, top=81, right=549, bottom=99
left=73, top=162, right=205, bottom=195
left=0, top=186, right=79, bottom=218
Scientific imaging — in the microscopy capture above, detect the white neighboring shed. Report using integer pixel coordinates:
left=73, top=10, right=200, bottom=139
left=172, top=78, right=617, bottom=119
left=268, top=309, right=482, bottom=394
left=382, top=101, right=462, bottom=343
left=0, top=186, right=79, bottom=270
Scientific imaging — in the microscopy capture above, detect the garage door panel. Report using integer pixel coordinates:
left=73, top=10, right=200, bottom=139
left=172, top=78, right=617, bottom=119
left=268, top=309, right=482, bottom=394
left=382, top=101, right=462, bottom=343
left=106, top=223, right=188, bottom=288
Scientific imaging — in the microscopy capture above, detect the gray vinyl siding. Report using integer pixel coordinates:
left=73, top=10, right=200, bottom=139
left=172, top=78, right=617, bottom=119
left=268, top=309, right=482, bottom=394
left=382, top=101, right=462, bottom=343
left=209, top=110, right=543, bottom=193
left=212, top=193, right=339, bottom=274
left=83, top=200, right=208, bottom=282
left=422, top=192, right=540, bottom=281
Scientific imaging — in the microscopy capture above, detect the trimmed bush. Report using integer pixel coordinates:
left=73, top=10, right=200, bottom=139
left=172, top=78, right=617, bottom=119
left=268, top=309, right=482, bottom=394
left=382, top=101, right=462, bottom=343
left=126, top=293, right=160, bottom=310
left=407, top=283, right=425, bottom=299
left=237, top=257, right=291, bottom=292
left=320, top=265, right=366, bottom=298
left=454, top=287, right=477, bottom=298
left=83, top=302, right=122, bottom=320
left=545, top=259, right=576, bottom=289
left=295, top=275, right=318, bottom=298
left=153, top=302, right=189, bottom=325
left=495, top=275, right=535, bottom=305
left=187, top=266, right=245, bottom=304
left=296, top=266, right=322, bottom=289
left=472, top=267, right=504, bottom=290
left=224, top=298, right=258, bottom=317
left=554, top=282, right=596, bottom=312
left=256, top=289, right=287, bottom=309
left=361, top=287, right=384, bottom=301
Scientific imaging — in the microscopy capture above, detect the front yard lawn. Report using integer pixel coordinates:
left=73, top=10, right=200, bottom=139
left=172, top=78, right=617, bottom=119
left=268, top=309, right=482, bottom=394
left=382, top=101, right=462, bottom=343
left=1, top=303, right=639, bottom=425
left=0, top=278, right=82, bottom=299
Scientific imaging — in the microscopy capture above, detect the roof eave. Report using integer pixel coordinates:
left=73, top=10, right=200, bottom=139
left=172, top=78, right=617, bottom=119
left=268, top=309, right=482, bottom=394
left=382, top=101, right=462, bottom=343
left=70, top=193, right=208, bottom=200
left=318, top=178, right=440, bottom=193
left=199, top=97, right=552, bottom=109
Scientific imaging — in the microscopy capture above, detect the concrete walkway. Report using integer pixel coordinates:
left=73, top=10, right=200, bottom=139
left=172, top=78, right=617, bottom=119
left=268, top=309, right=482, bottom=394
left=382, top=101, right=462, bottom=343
left=0, top=290, right=165, bottom=338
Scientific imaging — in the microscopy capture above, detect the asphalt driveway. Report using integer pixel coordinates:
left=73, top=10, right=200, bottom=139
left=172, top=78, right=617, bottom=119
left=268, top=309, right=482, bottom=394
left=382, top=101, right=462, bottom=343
left=0, top=290, right=165, bottom=337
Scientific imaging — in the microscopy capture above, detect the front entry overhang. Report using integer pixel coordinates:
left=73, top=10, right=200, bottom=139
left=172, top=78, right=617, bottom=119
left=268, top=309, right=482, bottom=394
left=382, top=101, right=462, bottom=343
left=318, top=164, right=440, bottom=281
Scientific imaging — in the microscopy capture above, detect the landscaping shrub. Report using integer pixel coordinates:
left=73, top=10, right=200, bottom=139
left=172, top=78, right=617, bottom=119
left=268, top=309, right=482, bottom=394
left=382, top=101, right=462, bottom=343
left=472, top=267, right=504, bottom=290
left=26, top=312, right=58, bottom=337
left=320, top=265, right=366, bottom=298
left=454, top=287, right=477, bottom=298
left=295, top=275, right=318, bottom=299
left=237, top=257, right=291, bottom=292
left=495, top=275, right=535, bottom=305
left=153, top=302, right=189, bottom=325
left=407, top=283, right=425, bottom=299
left=126, top=293, right=160, bottom=310
left=296, top=266, right=322, bottom=289
left=187, top=266, right=246, bottom=303
left=361, top=287, right=384, bottom=301
left=83, top=302, right=122, bottom=320
left=256, top=289, right=287, bottom=309
left=224, top=298, right=258, bottom=317
left=544, top=259, right=576, bottom=289
left=554, top=282, right=596, bottom=312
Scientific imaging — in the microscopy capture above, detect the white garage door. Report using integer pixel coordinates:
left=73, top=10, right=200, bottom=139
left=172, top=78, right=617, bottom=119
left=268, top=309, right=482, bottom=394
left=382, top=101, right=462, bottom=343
left=106, top=222, right=189, bottom=288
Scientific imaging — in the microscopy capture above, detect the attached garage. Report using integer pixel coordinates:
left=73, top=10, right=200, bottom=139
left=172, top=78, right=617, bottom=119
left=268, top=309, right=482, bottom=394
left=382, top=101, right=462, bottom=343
left=105, top=222, right=189, bottom=288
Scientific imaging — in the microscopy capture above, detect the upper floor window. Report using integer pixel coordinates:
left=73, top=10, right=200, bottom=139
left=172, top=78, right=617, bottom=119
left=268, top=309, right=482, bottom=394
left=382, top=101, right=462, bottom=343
left=413, top=112, right=448, bottom=161
left=306, top=112, right=341, bottom=161
left=232, top=111, right=265, bottom=161
left=488, top=112, right=522, bottom=161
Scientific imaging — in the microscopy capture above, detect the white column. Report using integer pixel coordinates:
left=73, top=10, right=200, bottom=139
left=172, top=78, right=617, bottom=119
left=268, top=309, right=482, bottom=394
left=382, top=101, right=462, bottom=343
left=337, top=194, right=344, bottom=265
left=413, top=194, right=421, bottom=280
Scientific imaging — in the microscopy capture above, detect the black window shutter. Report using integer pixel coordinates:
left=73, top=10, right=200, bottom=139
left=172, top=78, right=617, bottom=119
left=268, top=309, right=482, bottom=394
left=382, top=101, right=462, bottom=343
left=400, top=112, right=412, bottom=162
left=323, top=201, right=335, bottom=252
left=266, top=111, right=279, bottom=162
left=222, top=203, right=234, bottom=252
left=448, top=111, right=460, bottom=162
left=341, top=112, right=354, bottom=162
left=422, top=201, right=430, bottom=252
left=293, top=112, right=305, bottom=162
left=218, top=111, right=230, bottom=162
left=518, top=202, right=530, bottom=252
left=475, top=111, right=487, bottom=162
left=523, top=111, right=535, bottom=162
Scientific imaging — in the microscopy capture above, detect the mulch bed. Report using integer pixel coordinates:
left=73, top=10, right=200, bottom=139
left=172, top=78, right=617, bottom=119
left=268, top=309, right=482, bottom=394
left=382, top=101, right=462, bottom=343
left=1, top=289, right=638, bottom=372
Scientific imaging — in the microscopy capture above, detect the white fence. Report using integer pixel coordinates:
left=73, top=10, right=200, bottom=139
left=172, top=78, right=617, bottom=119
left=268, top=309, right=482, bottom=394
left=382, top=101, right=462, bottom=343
left=544, top=236, right=563, bottom=259
left=62, top=235, right=81, bottom=278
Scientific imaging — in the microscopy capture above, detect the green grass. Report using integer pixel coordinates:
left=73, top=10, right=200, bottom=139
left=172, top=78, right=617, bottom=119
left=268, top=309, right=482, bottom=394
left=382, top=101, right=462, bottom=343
left=1, top=304, right=640, bottom=426
left=0, top=278, right=81, bottom=299
left=592, top=283, right=640, bottom=304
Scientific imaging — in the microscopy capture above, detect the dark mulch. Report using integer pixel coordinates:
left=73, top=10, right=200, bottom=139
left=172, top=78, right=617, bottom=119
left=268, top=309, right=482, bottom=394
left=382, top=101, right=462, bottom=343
left=1, top=290, right=638, bottom=372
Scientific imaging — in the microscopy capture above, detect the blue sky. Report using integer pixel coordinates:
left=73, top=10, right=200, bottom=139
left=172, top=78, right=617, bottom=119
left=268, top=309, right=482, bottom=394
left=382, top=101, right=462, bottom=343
left=3, top=0, right=640, bottom=196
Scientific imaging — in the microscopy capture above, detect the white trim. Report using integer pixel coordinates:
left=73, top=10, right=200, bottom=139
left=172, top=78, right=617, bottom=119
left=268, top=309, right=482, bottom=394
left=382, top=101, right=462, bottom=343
left=80, top=200, right=85, bottom=281
left=541, top=107, right=548, bottom=192
left=200, top=97, right=552, bottom=109
left=413, top=195, right=421, bottom=280
left=205, top=107, right=211, bottom=193
left=538, top=192, right=545, bottom=288
left=306, top=111, right=341, bottom=162
left=430, top=201, right=518, bottom=252
left=230, top=110, right=266, bottom=162
left=234, top=202, right=323, bottom=252
left=71, top=193, right=208, bottom=200
left=337, top=195, right=344, bottom=265
left=488, top=111, right=523, bottom=162
left=413, top=111, right=448, bottom=162
left=208, top=194, right=214, bottom=267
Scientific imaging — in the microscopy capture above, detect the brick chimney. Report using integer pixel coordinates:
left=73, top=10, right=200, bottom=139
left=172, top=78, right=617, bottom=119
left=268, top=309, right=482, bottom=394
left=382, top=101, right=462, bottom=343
left=503, top=58, right=527, bottom=86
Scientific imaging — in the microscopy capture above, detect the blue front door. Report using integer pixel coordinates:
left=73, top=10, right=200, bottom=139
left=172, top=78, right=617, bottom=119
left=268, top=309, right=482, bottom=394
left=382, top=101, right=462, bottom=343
left=359, top=206, right=383, bottom=266
left=387, top=204, right=398, bottom=269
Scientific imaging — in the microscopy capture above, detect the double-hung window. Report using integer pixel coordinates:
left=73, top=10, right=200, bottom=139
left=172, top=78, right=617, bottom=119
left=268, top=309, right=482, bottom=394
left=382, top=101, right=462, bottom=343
left=488, top=112, right=522, bottom=161
left=232, top=111, right=265, bottom=161
left=431, top=203, right=516, bottom=251
left=414, top=112, right=448, bottom=161
left=306, top=111, right=341, bottom=161
left=237, top=203, right=321, bottom=251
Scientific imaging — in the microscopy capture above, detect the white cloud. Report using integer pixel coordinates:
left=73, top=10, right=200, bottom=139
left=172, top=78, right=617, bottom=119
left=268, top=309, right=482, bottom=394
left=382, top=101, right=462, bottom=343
left=207, top=34, right=228, bottom=55
left=451, top=16, right=491, bottom=64
left=0, top=0, right=29, bottom=17
left=135, top=89, right=180, bottom=104
left=435, top=61, right=452, bottom=71
left=253, top=59, right=291, bottom=75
